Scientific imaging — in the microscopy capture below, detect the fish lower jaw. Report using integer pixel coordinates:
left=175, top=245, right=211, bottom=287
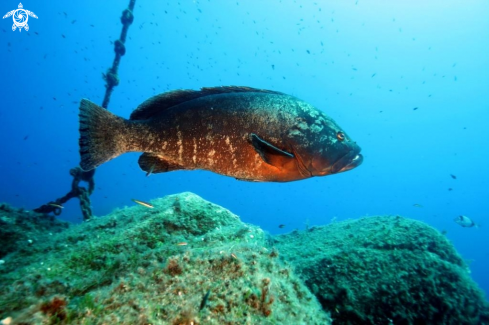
left=337, top=153, right=363, bottom=173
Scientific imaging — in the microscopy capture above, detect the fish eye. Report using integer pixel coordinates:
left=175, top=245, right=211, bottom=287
left=336, top=131, right=345, bottom=141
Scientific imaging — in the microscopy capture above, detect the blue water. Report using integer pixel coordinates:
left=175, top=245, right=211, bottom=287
left=1, top=0, right=488, bottom=297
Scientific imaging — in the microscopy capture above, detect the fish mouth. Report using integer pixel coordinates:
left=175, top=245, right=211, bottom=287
left=332, top=151, right=363, bottom=173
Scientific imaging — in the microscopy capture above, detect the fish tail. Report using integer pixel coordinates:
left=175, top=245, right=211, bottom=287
left=79, top=99, right=127, bottom=170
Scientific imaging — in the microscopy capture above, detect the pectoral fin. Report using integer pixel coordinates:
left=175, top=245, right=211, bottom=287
left=250, top=133, right=295, bottom=168
left=138, top=153, right=186, bottom=175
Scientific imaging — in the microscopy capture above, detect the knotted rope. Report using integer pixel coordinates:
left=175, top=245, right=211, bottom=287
left=34, top=0, right=136, bottom=220
left=102, top=0, right=136, bottom=109
left=34, top=167, right=95, bottom=220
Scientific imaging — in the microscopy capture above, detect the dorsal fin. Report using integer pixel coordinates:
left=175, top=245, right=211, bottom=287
left=130, top=86, right=284, bottom=120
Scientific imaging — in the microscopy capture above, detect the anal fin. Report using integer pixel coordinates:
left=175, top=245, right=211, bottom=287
left=138, top=153, right=185, bottom=175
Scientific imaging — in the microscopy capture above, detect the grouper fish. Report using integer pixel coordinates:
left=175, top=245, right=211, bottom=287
left=79, top=86, right=363, bottom=182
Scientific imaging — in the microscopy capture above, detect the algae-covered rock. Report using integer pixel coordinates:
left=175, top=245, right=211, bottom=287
left=0, top=192, right=330, bottom=325
left=0, top=203, right=69, bottom=259
left=274, top=216, right=489, bottom=324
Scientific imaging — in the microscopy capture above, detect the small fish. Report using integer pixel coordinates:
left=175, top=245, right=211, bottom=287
left=176, top=242, right=188, bottom=246
left=78, top=87, right=362, bottom=182
left=231, top=253, right=238, bottom=259
left=132, top=199, right=154, bottom=208
left=454, top=215, right=477, bottom=228
left=413, top=107, right=418, bottom=111
left=48, top=203, right=64, bottom=209
left=413, top=204, right=423, bottom=208
left=450, top=174, right=457, bottom=179
left=278, top=224, right=286, bottom=228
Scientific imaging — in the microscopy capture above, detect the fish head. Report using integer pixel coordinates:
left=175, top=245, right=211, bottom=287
left=288, top=113, right=363, bottom=177
left=310, top=131, right=363, bottom=176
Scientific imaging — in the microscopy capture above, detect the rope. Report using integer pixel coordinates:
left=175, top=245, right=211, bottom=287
left=34, top=167, right=95, bottom=220
left=34, top=0, right=136, bottom=221
left=102, top=0, right=136, bottom=109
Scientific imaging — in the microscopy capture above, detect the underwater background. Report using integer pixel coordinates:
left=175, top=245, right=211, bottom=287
left=1, top=0, right=488, bottom=301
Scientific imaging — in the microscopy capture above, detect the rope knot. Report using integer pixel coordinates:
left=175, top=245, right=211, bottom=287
left=103, top=69, right=120, bottom=87
left=114, top=39, right=126, bottom=56
left=121, top=8, right=134, bottom=25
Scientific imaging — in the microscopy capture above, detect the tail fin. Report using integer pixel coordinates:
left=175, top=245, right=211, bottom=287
left=79, top=99, right=126, bottom=171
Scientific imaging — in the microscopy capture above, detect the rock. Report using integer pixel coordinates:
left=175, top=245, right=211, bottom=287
left=0, top=203, right=69, bottom=259
left=274, top=215, right=489, bottom=324
left=0, top=193, right=330, bottom=325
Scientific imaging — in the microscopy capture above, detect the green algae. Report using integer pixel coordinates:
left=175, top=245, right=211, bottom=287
left=3, top=196, right=489, bottom=324
left=0, top=203, right=69, bottom=259
left=0, top=192, right=330, bottom=325
left=274, top=215, right=489, bottom=324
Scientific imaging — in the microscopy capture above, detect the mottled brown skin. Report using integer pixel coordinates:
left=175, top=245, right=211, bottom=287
left=79, top=87, right=362, bottom=182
